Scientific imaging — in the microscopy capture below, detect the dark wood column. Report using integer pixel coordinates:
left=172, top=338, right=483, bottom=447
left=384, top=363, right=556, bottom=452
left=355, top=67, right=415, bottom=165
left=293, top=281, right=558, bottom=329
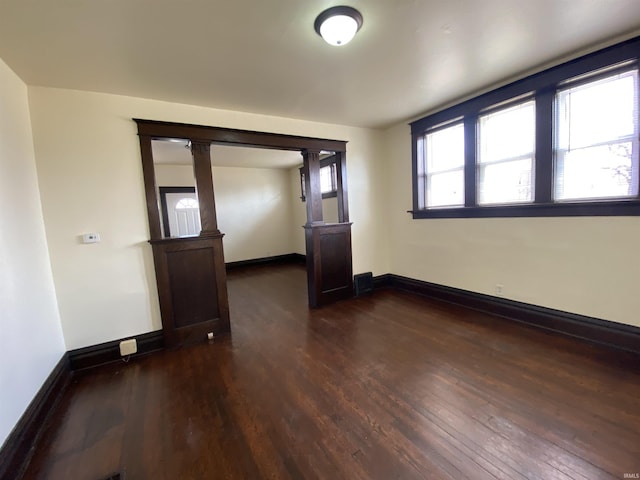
left=335, top=151, right=349, bottom=223
left=303, top=149, right=353, bottom=307
left=138, top=135, right=162, bottom=240
left=190, top=140, right=220, bottom=236
left=302, top=148, right=323, bottom=225
left=152, top=139, right=230, bottom=347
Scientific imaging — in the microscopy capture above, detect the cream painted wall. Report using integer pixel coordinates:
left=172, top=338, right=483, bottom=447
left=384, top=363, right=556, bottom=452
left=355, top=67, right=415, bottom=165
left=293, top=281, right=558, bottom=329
left=383, top=122, right=640, bottom=328
left=213, top=166, right=294, bottom=262
left=28, top=86, right=389, bottom=349
left=154, top=164, right=195, bottom=187
left=0, top=59, right=65, bottom=447
left=322, top=196, right=340, bottom=224
left=158, top=163, right=296, bottom=261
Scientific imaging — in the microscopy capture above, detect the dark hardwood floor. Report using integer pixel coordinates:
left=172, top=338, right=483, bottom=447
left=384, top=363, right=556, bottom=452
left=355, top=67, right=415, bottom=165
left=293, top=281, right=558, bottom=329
left=22, top=263, right=640, bottom=479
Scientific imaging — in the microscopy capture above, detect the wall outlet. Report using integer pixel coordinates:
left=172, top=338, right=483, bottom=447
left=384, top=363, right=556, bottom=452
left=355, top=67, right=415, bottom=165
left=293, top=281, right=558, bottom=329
left=495, top=284, right=504, bottom=296
left=119, top=338, right=137, bottom=356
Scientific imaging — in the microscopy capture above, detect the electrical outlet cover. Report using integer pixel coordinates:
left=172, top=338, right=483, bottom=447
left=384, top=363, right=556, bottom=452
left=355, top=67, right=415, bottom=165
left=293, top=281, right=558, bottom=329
left=119, top=339, right=137, bottom=356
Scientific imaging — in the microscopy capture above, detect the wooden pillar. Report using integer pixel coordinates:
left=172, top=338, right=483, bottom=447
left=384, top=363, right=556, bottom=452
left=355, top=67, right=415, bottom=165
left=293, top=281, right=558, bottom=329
left=138, top=134, right=162, bottom=240
left=190, top=140, right=220, bottom=236
left=302, top=148, right=323, bottom=225
left=335, top=151, right=349, bottom=223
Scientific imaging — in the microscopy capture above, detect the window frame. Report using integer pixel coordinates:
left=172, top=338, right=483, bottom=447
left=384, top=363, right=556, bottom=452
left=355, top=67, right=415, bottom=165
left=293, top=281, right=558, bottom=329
left=421, top=120, right=466, bottom=208
left=410, top=36, right=640, bottom=219
left=300, top=154, right=338, bottom=201
left=553, top=66, right=639, bottom=203
left=476, top=96, right=536, bottom=206
left=320, top=155, right=338, bottom=199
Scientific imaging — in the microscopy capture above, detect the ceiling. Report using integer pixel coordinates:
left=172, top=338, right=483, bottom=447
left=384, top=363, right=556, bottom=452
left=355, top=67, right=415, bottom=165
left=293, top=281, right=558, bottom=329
left=0, top=1, right=639, bottom=129
left=152, top=140, right=304, bottom=169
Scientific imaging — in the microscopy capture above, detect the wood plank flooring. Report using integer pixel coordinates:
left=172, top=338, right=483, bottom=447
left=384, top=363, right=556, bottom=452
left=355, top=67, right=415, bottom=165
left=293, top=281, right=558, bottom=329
left=22, top=263, right=640, bottom=479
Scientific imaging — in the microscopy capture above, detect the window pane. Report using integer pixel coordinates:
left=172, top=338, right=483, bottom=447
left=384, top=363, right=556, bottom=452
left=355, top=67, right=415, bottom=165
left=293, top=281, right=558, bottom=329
left=478, top=158, right=533, bottom=205
left=477, top=100, right=535, bottom=205
left=175, top=198, right=199, bottom=209
left=424, top=123, right=464, bottom=208
left=320, top=165, right=334, bottom=193
left=555, top=70, right=638, bottom=200
left=479, top=101, right=535, bottom=164
left=556, top=142, right=636, bottom=200
left=557, top=71, right=636, bottom=151
left=427, top=170, right=464, bottom=207
left=426, top=123, right=464, bottom=173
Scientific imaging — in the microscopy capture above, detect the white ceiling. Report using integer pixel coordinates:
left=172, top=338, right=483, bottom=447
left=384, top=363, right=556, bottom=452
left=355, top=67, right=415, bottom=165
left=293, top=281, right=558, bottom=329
left=0, top=1, right=639, bottom=129
left=152, top=140, right=304, bottom=169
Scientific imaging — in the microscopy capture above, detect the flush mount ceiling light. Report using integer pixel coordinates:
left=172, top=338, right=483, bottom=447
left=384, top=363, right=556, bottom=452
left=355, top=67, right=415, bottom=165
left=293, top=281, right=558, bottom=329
left=314, top=6, right=363, bottom=46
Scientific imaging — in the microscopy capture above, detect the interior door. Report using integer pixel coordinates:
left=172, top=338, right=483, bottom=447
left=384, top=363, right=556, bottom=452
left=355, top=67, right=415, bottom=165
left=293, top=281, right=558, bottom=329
left=165, top=192, right=201, bottom=237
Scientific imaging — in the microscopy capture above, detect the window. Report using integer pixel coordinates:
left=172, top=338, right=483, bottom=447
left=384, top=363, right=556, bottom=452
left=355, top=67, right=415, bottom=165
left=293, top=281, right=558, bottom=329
left=175, top=198, right=199, bottom=209
left=299, top=155, right=338, bottom=201
left=478, top=100, right=535, bottom=205
left=555, top=69, right=639, bottom=201
left=410, top=36, right=640, bottom=218
left=320, top=163, right=337, bottom=196
left=423, top=122, right=465, bottom=207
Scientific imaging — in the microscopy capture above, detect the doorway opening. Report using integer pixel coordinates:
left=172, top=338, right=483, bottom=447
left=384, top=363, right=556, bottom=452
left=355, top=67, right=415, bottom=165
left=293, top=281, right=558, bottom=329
left=136, top=119, right=354, bottom=347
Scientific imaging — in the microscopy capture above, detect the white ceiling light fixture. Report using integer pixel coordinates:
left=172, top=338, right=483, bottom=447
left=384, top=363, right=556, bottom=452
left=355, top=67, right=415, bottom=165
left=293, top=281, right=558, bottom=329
left=314, top=6, right=363, bottom=46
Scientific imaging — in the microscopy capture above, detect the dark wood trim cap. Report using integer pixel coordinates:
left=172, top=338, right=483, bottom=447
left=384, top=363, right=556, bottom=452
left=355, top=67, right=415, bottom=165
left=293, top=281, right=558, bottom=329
left=304, top=222, right=353, bottom=230
left=149, top=233, right=225, bottom=245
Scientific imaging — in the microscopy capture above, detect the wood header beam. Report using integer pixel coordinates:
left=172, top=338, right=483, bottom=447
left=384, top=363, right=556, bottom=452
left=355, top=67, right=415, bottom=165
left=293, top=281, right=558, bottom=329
left=134, top=119, right=347, bottom=153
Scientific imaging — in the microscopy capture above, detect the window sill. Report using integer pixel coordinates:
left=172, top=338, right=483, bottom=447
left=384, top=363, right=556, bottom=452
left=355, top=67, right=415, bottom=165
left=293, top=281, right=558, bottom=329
left=409, top=200, right=640, bottom=218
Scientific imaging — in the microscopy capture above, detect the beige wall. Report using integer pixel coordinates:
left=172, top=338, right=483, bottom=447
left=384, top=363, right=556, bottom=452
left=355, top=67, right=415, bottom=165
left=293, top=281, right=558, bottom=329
left=0, top=59, right=65, bottom=446
left=322, top=196, right=340, bottom=224
left=383, top=122, right=640, bottom=328
left=213, top=166, right=294, bottom=262
left=154, top=164, right=195, bottom=187
left=27, top=86, right=389, bottom=349
left=158, top=163, right=299, bottom=261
